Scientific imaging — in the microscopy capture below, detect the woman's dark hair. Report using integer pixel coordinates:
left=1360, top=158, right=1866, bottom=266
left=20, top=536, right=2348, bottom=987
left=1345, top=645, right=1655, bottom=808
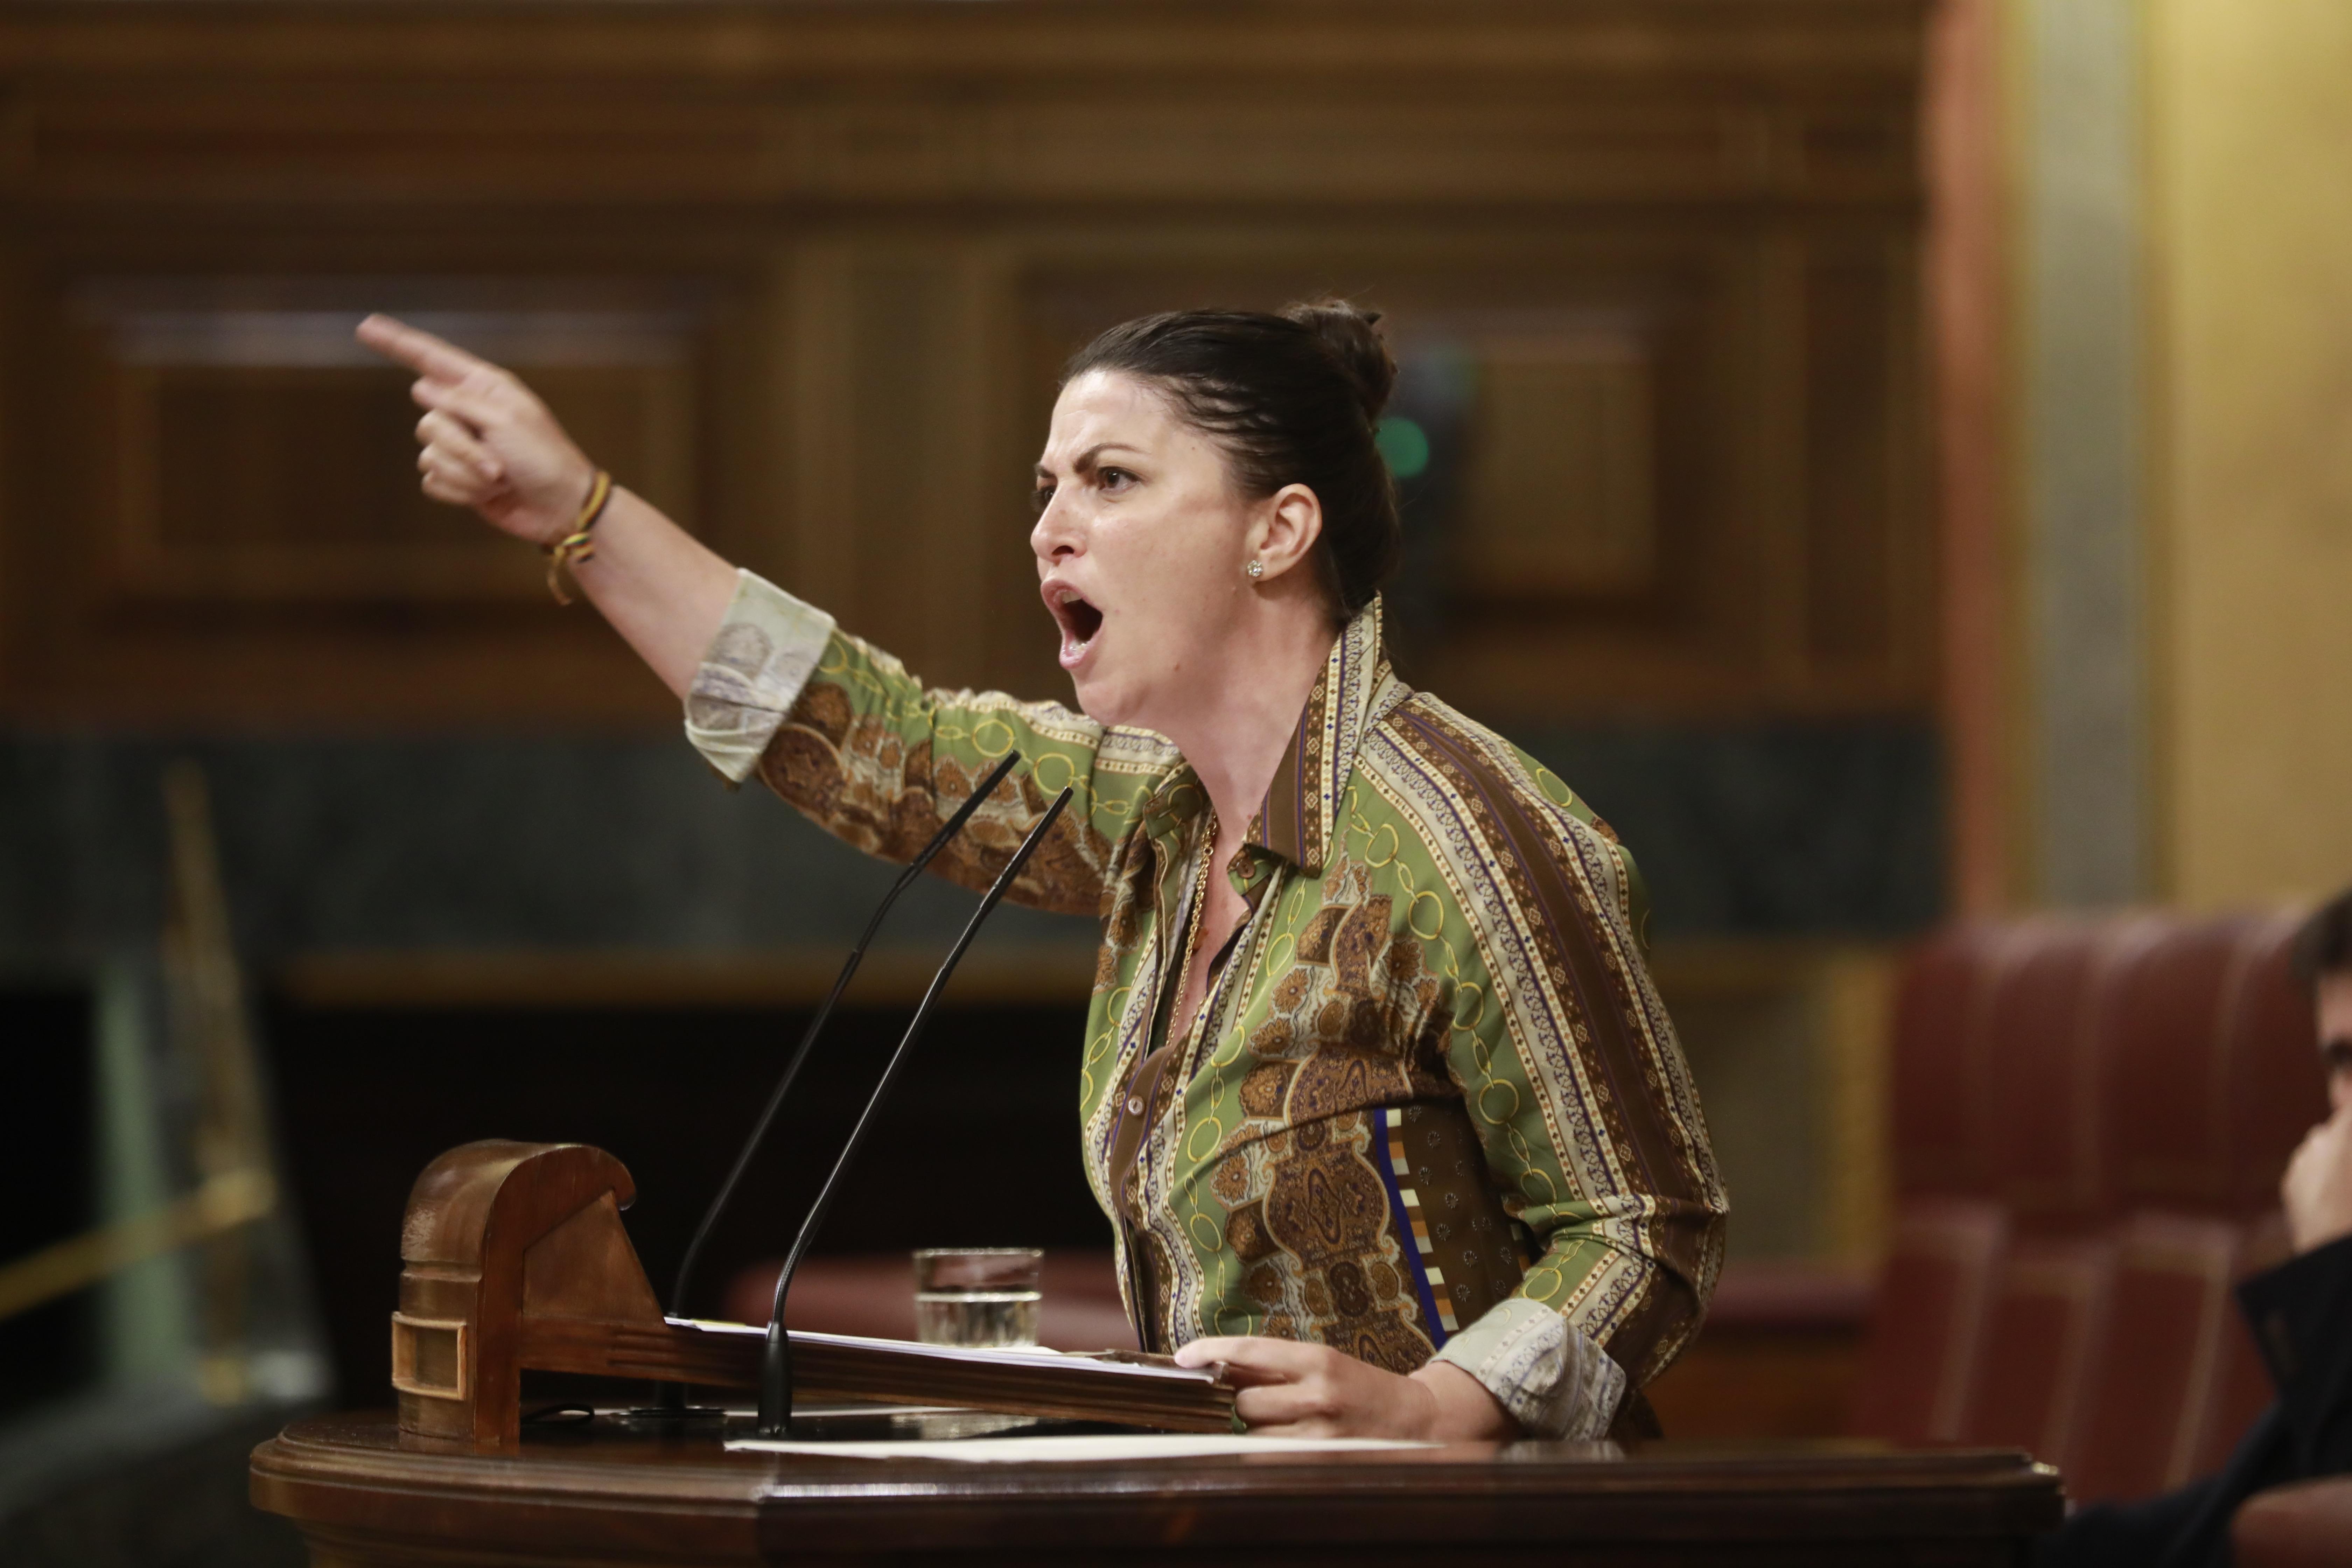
left=1062, top=299, right=1402, bottom=618
left=2292, top=887, right=2352, bottom=987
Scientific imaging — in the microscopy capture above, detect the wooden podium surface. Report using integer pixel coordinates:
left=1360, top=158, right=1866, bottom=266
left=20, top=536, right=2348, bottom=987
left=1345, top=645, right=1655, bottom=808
left=251, top=1413, right=2063, bottom=1567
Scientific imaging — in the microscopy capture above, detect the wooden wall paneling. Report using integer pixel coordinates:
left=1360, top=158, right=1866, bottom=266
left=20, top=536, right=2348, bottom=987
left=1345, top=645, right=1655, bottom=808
left=1454, top=322, right=1659, bottom=602
left=784, top=239, right=1013, bottom=685
left=1880, top=227, right=1934, bottom=702
left=928, top=245, right=983, bottom=681
left=699, top=252, right=789, bottom=598
left=1804, top=245, right=1895, bottom=666
left=967, top=97, right=1772, bottom=208
left=80, top=280, right=703, bottom=606
left=1413, top=269, right=1732, bottom=701
left=904, top=244, right=1013, bottom=689
left=784, top=240, right=863, bottom=632
left=954, top=241, right=1045, bottom=704
left=1800, top=232, right=1931, bottom=693
left=0, top=1, right=1931, bottom=729
left=10, top=260, right=749, bottom=727
left=0, top=6, right=1926, bottom=210
left=25, top=265, right=111, bottom=723
left=26, top=78, right=777, bottom=208
left=841, top=252, right=945, bottom=665
left=1750, top=230, right=1817, bottom=704
left=0, top=80, right=28, bottom=188
left=0, top=4, right=1926, bottom=82
left=1401, top=236, right=1791, bottom=716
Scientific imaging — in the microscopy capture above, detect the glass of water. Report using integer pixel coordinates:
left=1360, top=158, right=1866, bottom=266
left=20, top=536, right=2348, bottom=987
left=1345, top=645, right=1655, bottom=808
left=912, top=1247, right=1043, bottom=1348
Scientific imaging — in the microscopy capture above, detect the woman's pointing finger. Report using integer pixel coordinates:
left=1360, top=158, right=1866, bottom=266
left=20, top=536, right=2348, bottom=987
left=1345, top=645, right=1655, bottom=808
left=356, top=313, right=483, bottom=384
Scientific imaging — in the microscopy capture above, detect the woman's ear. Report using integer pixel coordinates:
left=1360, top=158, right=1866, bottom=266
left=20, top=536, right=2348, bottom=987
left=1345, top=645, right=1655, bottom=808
left=1252, top=483, right=1324, bottom=582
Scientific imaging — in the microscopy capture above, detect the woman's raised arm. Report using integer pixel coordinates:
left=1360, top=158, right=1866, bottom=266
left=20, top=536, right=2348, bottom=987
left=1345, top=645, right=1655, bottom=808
left=355, top=313, right=738, bottom=698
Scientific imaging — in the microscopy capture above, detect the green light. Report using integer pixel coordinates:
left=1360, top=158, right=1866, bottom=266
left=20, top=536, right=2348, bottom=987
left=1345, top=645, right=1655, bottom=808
left=1376, top=415, right=1431, bottom=479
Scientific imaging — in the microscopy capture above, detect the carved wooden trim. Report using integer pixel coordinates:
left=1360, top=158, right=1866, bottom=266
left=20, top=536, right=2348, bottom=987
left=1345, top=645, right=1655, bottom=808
left=388, top=1311, right=471, bottom=1402
left=0, top=4, right=1924, bottom=209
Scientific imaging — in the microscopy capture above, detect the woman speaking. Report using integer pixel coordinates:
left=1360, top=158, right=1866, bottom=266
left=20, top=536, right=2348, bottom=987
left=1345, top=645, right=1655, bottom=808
left=357, top=301, right=1726, bottom=1445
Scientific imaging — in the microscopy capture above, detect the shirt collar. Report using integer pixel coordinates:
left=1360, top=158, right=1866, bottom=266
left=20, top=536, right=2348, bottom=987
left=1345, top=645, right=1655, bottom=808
left=1136, top=595, right=1396, bottom=877
left=1244, top=595, right=1394, bottom=876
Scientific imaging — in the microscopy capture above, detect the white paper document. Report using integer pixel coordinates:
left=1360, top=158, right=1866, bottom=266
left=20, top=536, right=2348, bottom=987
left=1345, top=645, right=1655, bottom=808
left=728, top=1433, right=1437, bottom=1463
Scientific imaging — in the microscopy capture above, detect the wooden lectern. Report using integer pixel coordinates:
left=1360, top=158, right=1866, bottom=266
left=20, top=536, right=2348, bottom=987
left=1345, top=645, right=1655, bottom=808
left=252, top=1140, right=2066, bottom=1566
left=388, top=1140, right=1233, bottom=1450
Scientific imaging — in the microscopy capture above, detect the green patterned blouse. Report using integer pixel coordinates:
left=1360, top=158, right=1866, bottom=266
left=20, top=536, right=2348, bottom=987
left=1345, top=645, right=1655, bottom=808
left=686, top=571, right=1726, bottom=1438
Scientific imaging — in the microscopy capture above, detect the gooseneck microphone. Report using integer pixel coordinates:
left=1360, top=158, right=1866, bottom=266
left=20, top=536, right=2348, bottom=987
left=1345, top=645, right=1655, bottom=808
left=666, top=750, right=1025, bottom=1324
left=755, top=783, right=1075, bottom=1436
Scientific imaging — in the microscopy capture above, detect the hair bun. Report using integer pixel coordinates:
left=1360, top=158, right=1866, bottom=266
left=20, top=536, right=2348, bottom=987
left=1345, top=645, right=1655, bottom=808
left=1283, top=299, right=1397, bottom=425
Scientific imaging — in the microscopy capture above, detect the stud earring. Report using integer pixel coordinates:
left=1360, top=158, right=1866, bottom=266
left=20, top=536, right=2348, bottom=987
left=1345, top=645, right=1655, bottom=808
left=1246, top=559, right=1265, bottom=580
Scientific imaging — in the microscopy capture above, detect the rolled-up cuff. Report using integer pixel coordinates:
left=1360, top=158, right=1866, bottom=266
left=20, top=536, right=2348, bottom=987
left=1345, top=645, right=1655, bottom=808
left=1429, top=1297, right=1628, bottom=1440
left=684, top=569, right=836, bottom=784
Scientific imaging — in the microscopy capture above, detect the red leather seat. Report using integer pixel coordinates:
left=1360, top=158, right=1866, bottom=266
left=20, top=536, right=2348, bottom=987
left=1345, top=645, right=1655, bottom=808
left=2065, top=1212, right=2247, bottom=1504
left=1890, top=925, right=2003, bottom=1201
left=2099, top=918, right=2248, bottom=1213
left=1863, top=909, right=2327, bottom=1507
left=1959, top=1234, right=2114, bottom=1468
left=1859, top=927, right=2007, bottom=1445
left=1981, top=922, right=2110, bottom=1230
left=1849, top=1198, right=2006, bottom=1443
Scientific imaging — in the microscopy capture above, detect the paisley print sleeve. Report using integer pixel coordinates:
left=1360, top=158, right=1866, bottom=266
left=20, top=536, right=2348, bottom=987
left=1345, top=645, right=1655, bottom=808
left=685, top=569, right=838, bottom=783
left=683, top=569, right=1173, bottom=916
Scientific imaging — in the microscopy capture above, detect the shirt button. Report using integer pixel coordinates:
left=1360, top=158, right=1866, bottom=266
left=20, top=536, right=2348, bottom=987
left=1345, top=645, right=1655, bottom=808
left=1126, top=1095, right=1146, bottom=1115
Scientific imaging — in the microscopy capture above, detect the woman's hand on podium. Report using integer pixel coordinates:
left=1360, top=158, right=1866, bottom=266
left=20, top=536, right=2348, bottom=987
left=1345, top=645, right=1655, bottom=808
left=1175, top=1335, right=1518, bottom=1443
left=355, top=314, right=599, bottom=546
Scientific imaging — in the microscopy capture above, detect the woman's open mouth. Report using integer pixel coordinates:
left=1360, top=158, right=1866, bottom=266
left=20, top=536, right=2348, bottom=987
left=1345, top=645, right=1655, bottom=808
left=1046, top=585, right=1104, bottom=670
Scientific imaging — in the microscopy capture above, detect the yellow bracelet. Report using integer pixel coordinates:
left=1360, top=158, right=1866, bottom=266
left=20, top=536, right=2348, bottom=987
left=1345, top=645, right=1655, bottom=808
left=544, top=470, right=613, bottom=606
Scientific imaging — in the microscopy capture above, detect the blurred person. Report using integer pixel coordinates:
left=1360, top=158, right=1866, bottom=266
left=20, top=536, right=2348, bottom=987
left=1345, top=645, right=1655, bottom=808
left=355, top=304, right=1727, bottom=1444
left=2036, top=889, right=2352, bottom=1567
